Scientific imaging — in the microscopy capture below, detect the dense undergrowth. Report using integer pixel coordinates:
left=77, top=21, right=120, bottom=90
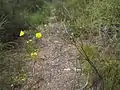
left=56, top=0, right=120, bottom=90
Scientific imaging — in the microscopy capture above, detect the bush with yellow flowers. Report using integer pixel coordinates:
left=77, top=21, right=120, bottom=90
left=19, top=30, right=42, bottom=59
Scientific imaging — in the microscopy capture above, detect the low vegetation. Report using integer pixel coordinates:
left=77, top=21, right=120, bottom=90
left=56, top=0, right=120, bottom=89
left=0, top=0, right=51, bottom=89
left=1, top=0, right=120, bottom=90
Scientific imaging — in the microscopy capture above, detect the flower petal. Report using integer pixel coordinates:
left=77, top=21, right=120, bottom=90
left=35, top=32, right=42, bottom=38
left=20, top=30, right=25, bottom=36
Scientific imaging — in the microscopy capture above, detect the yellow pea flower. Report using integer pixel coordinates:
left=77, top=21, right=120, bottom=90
left=30, top=52, right=38, bottom=57
left=19, top=30, right=25, bottom=36
left=33, top=52, right=37, bottom=56
left=31, top=52, right=34, bottom=56
left=35, top=32, right=42, bottom=39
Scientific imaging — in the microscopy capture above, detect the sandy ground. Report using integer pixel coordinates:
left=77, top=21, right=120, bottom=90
left=22, top=22, right=86, bottom=90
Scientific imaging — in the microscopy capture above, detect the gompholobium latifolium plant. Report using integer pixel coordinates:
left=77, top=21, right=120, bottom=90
left=19, top=29, right=42, bottom=59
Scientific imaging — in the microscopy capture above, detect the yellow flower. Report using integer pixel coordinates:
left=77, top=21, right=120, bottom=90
left=30, top=52, right=38, bottom=57
left=19, top=30, right=25, bottom=36
left=31, top=52, right=34, bottom=56
left=33, top=52, right=37, bottom=56
left=35, top=32, right=42, bottom=39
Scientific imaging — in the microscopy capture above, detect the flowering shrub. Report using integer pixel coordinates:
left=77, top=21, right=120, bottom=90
left=19, top=30, right=42, bottom=59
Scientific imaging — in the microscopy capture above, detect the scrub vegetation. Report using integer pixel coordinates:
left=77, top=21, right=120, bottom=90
left=0, top=0, right=120, bottom=90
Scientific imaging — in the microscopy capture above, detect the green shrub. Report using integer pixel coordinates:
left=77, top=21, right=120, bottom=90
left=56, top=0, right=120, bottom=89
left=0, top=29, right=42, bottom=90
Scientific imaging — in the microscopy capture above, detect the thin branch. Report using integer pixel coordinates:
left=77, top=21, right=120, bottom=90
left=62, top=19, right=104, bottom=90
left=61, top=4, right=104, bottom=89
left=82, top=72, right=89, bottom=90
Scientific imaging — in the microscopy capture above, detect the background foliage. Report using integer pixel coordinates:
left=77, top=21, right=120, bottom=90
left=56, top=0, right=120, bottom=90
left=0, top=0, right=51, bottom=43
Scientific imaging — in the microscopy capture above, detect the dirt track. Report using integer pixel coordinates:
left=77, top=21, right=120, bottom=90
left=22, top=22, right=86, bottom=90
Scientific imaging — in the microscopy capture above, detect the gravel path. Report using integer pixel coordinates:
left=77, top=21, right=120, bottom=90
left=23, top=22, right=86, bottom=90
